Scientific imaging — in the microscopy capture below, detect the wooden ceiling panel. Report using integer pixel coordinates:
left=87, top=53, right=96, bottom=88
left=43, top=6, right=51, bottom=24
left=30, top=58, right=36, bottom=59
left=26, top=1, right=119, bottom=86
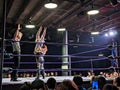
left=16, top=0, right=41, bottom=23
left=0, top=0, right=120, bottom=34
left=7, top=0, right=23, bottom=20
left=0, top=0, right=3, bottom=20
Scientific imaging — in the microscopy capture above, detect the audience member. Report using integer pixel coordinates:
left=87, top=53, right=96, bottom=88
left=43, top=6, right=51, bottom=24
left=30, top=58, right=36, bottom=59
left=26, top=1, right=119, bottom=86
left=104, top=72, right=110, bottom=78
left=113, top=76, right=120, bottom=89
left=103, top=84, right=119, bottom=90
left=87, top=71, right=94, bottom=78
left=97, top=76, right=106, bottom=90
left=62, top=79, right=78, bottom=90
left=56, top=83, right=68, bottom=90
left=73, top=75, right=86, bottom=90
left=31, top=79, right=45, bottom=90
left=88, top=76, right=97, bottom=90
left=88, top=76, right=106, bottom=90
left=46, top=77, right=57, bottom=90
left=20, top=82, right=31, bottom=90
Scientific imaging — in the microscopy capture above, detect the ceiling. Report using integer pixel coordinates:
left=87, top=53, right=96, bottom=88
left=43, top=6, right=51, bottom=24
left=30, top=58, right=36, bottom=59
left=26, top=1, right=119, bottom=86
left=0, top=0, right=120, bottom=42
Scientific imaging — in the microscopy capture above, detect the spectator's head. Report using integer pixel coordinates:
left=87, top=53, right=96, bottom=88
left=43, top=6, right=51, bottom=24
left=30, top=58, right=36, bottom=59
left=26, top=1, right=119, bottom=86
left=103, top=84, right=119, bottom=90
left=87, top=71, right=92, bottom=75
left=73, top=75, right=83, bottom=86
left=20, top=82, right=31, bottom=90
left=46, top=77, right=56, bottom=89
left=31, top=79, right=45, bottom=90
left=62, top=79, right=78, bottom=90
left=90, top=76, right=97, bottom=84
left=97, top=76, right=106, bottom=90
left=113, top=76, right=120, bottom=87
left=100, top=71, right=104, bottom=75
left=56, top=83, right=68, bottom=90
left=90, top=76, right=106, bottom=90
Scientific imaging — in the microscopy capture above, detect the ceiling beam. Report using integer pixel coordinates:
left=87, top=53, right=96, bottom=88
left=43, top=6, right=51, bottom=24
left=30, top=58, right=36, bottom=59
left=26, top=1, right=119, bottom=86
left=65, top=4, right=120, bottom=31
left=0, top=0, right=4, bottom=19
left=23, top=0, right=46, bottom=24
left=53, top=0, right=92, bottom=26
left=6, top=0, right=14, bottom=17
left=12, top=0, right=30, bottom=23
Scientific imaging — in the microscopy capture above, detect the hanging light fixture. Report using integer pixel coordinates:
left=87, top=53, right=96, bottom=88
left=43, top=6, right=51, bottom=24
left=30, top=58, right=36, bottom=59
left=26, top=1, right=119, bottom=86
left=25, top=25, right=35, bottom=28
left=57, top=28, right=66, bottom=31
left=25, top=19, right=35, bottom=29
left=91, top=31, right=100, bottom=35
left=57, top=24, right=66, bottom=31
left=91, top=19, right=100, bottom=35
left=44, top=0, right=58, bottom=9
left=87, top=9, right=99, bottom=15
left=87, top=1, right=99, bottom=15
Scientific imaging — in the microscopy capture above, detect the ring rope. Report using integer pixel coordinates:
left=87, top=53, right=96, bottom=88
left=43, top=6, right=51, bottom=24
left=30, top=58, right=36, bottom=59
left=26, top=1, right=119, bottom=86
left=12, top=68, right=109, bottom=72
left=2, top=39, right=114, bottom=75
left=12, top=54, right=106, bottom=59
left=71, top=68, right=109, bottom=71
left=4, top=57, right=108, bottom=65
left=4, top=62, right=62, bottom=64
left=71, top=57, right=108, bottom=64
left=4, top=39, right=106, bottom=47
left=4, top=44, right=107, bottom=57
left=70, top=47, right=107, bottom=56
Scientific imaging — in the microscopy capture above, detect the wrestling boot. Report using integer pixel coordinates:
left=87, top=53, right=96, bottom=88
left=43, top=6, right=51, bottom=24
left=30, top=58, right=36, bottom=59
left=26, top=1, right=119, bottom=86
left=41, top=70, right=45, bottom=79
left=11, top=70, right=19, bottom=81
left=36, top=69, right=40, bottom=79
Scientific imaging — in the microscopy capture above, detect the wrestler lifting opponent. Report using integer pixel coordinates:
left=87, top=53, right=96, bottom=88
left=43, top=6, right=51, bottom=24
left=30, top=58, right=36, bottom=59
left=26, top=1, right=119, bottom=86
left=11, top=24, right=23, bottom=81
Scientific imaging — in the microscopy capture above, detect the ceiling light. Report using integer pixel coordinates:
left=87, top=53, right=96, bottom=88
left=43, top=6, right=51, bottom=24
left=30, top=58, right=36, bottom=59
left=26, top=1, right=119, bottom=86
left=104, top=33, right=109, bottom=37
left=44, top=2, right=57, bottom=9
left=109, top=30, right=117, bottom=36
left=25, top=25, right=35, bottom=28
left=91, top=31, right=100, bottom=35
left=57, top=28, right=66, bottom=31
left=87, top=9, right=99, bottom=15
left=87, top=1, right=99, bottom=15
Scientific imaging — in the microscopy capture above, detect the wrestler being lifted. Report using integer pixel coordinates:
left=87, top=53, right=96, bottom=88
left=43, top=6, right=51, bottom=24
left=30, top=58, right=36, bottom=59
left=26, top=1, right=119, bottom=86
left=34, top=26, right=48, bottom=79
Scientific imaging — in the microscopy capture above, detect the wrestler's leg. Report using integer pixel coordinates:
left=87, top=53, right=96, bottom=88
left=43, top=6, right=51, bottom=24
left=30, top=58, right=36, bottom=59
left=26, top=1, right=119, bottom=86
left=36, top=55, right=40, bottom=79
left=40, top=57, right=45, bottom=79
left=11, top=52, right=20, bottom=81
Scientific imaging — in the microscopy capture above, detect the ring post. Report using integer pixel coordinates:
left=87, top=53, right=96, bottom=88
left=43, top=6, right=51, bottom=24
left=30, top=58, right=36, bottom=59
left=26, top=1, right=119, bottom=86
left=69, top=56, right=71, bottom=76
left=111, top=41, right=119, bottom=72
left=62, top=30, right=69, bottom=76
left=90, top=59, right=93, bottom=73
left=0, top=0, right=7, bottom=90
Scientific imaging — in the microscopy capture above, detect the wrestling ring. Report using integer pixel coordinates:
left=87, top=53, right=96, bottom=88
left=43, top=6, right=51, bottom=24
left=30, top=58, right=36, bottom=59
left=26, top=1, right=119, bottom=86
left=2, top=39, right=119, bottom=85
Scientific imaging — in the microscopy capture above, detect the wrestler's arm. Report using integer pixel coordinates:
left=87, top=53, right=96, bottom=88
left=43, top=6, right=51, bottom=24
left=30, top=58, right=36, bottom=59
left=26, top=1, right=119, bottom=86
left=42, top=44, right=48, bottom=54
left=35, top=26, right=42, bottom=42
left=34, top=48, right=36, bottom=54
left=40, top=27, right=47, bottom=41
left=13, top=24, right=21, bottom=38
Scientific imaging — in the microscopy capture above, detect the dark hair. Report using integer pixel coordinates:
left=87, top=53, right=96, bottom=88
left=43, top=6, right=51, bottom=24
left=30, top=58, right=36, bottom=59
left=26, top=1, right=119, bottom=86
left=73, top=75, right=85, bottom=90
left=97, top=76, right=106, bottom=90
left=56, top=83, right=68, bottom=90
left=62, top=79, right=78, bottom=90
left=115, top=76, right=120, bottom=86
left=31, top=79, right=45, bottom=90
left=20, top=82, right=31, bottom=90
left=103, top=84, right=119, bottom=90
left=73, top=75, right=83, bottom=86
left=90, top=76, right=106, bottom=90
left=47, top=77, right=56, bottom=89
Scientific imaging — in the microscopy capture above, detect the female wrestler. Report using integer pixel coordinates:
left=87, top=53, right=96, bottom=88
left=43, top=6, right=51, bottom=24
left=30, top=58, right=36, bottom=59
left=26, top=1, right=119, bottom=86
left=11, top=24, right=23, bottom=81
left=34, top=26, right=47, bottom=79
